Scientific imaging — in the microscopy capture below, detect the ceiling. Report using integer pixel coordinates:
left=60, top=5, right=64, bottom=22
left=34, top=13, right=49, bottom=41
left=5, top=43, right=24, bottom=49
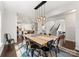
left=2, top=1, right=41, bottom=19
left=1, top=1, right=75, bottom=23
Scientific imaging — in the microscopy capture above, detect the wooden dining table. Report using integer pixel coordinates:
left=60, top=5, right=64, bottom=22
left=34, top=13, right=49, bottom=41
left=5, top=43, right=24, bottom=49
left=24, top=34, right=58, bottom=47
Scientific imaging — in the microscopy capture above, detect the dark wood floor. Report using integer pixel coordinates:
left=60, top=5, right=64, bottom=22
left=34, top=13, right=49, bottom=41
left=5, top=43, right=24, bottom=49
left=1, top=44, right=17, bottom=57
left=1, top=37, right=23, bottom=57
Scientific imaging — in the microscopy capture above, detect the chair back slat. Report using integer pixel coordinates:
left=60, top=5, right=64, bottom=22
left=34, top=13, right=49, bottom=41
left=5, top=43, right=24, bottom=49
left=4, top=33, right=11, bottom=40
left=47, top=35, right=65, bottom=47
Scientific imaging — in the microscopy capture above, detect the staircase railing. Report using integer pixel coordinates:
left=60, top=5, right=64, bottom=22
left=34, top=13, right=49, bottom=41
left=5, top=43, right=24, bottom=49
left=49, top=24, right=60, bottom=35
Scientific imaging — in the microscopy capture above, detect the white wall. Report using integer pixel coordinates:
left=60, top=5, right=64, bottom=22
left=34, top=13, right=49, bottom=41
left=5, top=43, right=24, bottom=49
left=37, top=20, right=55, bottom=34
left=0, top=2, right=6, bottom=55
left=65, top=12, right=76, bottom=41
left=22, top=24, right=33, bottom=30
left=0, top=9, right=2, bottom=56
left=17, top=23, right=33, bottom=31
left=0, top=11, right=1, bottom=46
left=2, top=10, right=17, bottom=42
left=47, top=10, right=76, bottom=49
left=0, top=4, right=17, bottom=55
left=46, top=3, right=79, bottom=50
left=75, top=10, right=79, bottom=50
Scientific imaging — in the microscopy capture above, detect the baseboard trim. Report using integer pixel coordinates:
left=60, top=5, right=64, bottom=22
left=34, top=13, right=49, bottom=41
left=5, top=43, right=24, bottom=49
left=59, top=46, right=79, bottom=57
left=0, top=45, right=4, bottom=56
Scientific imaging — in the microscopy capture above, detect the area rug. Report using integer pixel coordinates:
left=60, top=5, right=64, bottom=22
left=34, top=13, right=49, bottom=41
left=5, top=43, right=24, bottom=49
left=15, top=40, right=76, bottom=57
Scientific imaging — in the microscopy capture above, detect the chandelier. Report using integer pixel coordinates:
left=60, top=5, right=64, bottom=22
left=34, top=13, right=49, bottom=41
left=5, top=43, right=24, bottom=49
left=37, top=3, right=46, bottom=22
left=34, top=1, right=47, bottom=25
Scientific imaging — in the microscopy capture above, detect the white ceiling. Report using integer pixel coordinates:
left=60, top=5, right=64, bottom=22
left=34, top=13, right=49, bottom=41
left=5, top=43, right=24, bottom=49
left=45, top=1, right=72, bottom=14
left=3, top=1, right=41, bottom=19
left=1, top=1, right=75, bottom=23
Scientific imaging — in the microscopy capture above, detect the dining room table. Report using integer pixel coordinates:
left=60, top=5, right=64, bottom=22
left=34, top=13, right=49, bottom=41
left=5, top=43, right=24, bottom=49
left=24, top=34, right=58, bottom=47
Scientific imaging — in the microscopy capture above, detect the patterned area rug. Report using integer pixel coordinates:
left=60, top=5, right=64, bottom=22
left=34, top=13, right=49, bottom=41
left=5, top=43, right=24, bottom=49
left=15, top=40, right=77, bottom=57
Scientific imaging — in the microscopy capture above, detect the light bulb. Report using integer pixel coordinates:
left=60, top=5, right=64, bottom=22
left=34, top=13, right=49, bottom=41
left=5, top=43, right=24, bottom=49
left=38, top=19, right=41, bottom=21
left=43, top=16, right=46, bottom=20
left=40, top=16, right=43, bottom=20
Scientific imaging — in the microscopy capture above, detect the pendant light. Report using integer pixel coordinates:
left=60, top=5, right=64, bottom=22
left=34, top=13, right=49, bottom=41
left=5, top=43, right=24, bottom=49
left=37, top=8, right=40, bottom=22
left=43, top=3, right=46, bottom=21
left=40, top=5, right=43, bottom=20
left=35, top=1, right=47, bottom=22
left=35, top=9, right=37, bottom=22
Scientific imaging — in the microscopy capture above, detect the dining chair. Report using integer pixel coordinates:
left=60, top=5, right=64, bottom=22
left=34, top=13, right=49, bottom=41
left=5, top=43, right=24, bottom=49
left=49, top=33, right=52, bottom=36
left=47, top=34, right=65, bottom=57
left=25, top=37, right=41, bottom=57
left=47, top=40, right=58, bottom=57
left=40, top=46, right=50, bottom=57
left=4, top=33, right=15, bottom=45
left=30, top=43, right=41, bottom=57
left=44, top=33, right=47, bottom=35
left=56, top=34, right=65, bottom=52
left=25, top=38, right=31, bottom=50
left=25, top=38, right=31, bottom=56
left=4, top=33, right=15, bottom=52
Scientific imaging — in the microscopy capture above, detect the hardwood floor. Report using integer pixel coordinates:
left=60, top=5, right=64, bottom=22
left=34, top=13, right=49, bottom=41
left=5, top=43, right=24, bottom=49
left=1, top=44, right=17, bottom=57
left=1, top=37, right=23, bottom=57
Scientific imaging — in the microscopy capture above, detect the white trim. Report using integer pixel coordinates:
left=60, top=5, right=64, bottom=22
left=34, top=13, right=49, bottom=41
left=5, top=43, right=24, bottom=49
left=0, top=44, right=4, bottom=56
left=75, top=46, right=79, bottom=51
left=60, top=46, right=79, bottom=57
